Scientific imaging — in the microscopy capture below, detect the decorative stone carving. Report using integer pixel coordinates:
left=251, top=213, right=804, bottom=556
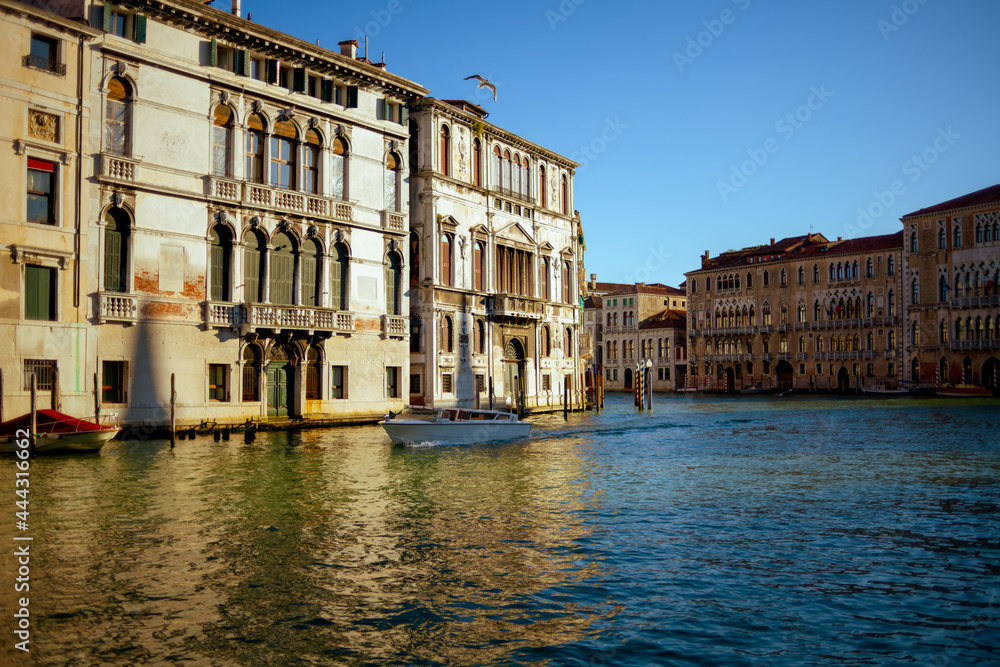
left=219, top=90, right=230, bottom=105
left=248, top=216, right=262, bottom=228
left=111, top=192, right=125, bottom=207
left=28, top=111, right=59, bottom=142
left=215, top=210, right=229, bottom=224
left=308, top=116, right=319, bottom=128
left=251, top=100, right=263, bottom=113
left=307, top=224, right=319, bottom=238
left=281, top=108, right=296, bottom=120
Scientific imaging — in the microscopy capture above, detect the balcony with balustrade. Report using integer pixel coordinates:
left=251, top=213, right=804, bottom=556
left=98, top=292, right=138, bottom=325
left=241, top=303, right=355, bottom=334
left=382, top=314, right=406, bottom=339
left=99, top=152, right=141, bottom=184
left=208, top=176, right=353, bottom=223
left=490, top=294, right=545, bottom=322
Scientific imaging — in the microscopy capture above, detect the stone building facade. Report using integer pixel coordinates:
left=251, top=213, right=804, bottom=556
left=0, top=0, right=100, bottom=420
left=900, top=184, right=1000, bottom=389
left=407, top=99, right=585, bottom=412
left=4, top=0, right=428, bottom=424
left=685, top=232, right=903, bottom=392
left=588, top=283, right=687, bottom=391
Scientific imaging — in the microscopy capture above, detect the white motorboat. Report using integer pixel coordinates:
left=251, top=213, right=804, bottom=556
left=380, top=407, right=531, bottom=445
left=860, top=385, right=917, bottom=396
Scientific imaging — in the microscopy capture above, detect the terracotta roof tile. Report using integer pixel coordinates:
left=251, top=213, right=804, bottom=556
left=902, top=184, right=1000, bottom=218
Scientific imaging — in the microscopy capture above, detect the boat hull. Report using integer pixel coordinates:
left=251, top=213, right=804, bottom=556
left=0, top=428, right=119, bottom=454
left=381, top=420, right=531, bottom=445
left=935, top=386, right=993, bottom=397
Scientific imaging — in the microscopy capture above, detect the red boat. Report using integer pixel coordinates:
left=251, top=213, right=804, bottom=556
left=0, top=410, right=120, bottom=454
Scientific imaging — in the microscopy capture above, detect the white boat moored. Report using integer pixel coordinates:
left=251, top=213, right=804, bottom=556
left=380, top=407, right=531, bottom=445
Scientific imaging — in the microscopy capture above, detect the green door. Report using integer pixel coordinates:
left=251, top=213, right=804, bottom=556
left=267, top=361, right=291, bottom=417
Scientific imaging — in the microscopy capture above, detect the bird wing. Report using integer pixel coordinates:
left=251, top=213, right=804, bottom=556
left=464, top=75, right=486, bottom=83
left=484, top=82, right=497, bottom=101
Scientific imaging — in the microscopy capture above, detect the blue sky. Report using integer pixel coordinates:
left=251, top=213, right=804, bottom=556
left=246, top=0, right=999, bottom=288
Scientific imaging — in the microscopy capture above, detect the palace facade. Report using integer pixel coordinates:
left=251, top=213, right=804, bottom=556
left=685, top=232, right=904, bottom=391
left=408, top=99, right=585, bottom=411
left=901, top=184, right=1000, bottom=389
left=4, top=0, right=428, bottom=424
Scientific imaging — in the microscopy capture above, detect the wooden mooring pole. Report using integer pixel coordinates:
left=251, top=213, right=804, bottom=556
left=170, top=373, right=177, bottom=444
left=30, top=374, right=37, bottom=452
left=51, top=368, right=60, bottom=411
left=94, top=372, right=100, bottom=424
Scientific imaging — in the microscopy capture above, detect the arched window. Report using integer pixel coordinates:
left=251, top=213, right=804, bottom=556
left=993, top=222, right=999, bottom=241
left=798, top=336, right=805, bottom=353
left=442, top=315, right=454, bottom=352
left=910, top=232, right=918, bottom=253
left=211, top=105, right=233, bottom=177
left=385, top=151, right=401, bottom=212
left=867, top=293, right=874, bottom=317
left=746, top=272, right=753, bottom=289
left=511, top=153, right=521, bottom=196
left=564, top=327, right=573, bottom=357
left=911, top=278, right=920, bottom=305
left=837, top=263, right=844, bottom=280
left=866, top=258, right=873, bottom=278
left=954, top=225, right=962, bottom=248
left=243, top=229, right=265, bottom=302
left=852, top=261, right=859, bottom=278
left=829, top=263, right=836, bottom=282
left=270, top=119, right=298, bottom=190
left=269, top=231, right=297, bottom=305
left=938, top=227, right=946, bottom=249
left=439, top=124, right=450, bottom=176
left=501, top=149, right=512, bottom=191
left=780, top=268, right=787, bottom=286
left=780, top=304, right=788, bottom=324
left=797, top=303, right=806, bottom=322
left=330, top=243, right=350, bottom=310
left=540, top=257, right=550, bottom=300
left=812, top=264, right=819, bottom=284
left=817, top=336, right=825, bottom=352
left=814, top=301, right=822, bottom=321
left=440, top=234, right=453, bottom=287
left=473, top=241, right=484, bottom=291
left=331, top=137, right=348, bottom=200
left=492, top=145, right=501, bottom=189
left=103, top=207, right=130, bottom=292
left=940, top=318, right=948, bottom=344
left=472, top=138, right=482, bottom=187
left=209, top=225, right=232, bottom=301
left=475, top=318, right=486, bottom=354
left=976, top=316, right=984, bottom=340
left=888, top=290, right=895, bottom=317
left=304, top=128, right=321, bottom=194
left=762, top=270, right=770, bottom=287
left=562, top=260, right=572, bottom=304
left=408, top=230, right=419, bottom=286
left=888, top=255, right=895, bottom=276
left=867, top=331, right=875, bottom=349
left=888, top=331, right=897, bottom=349
left=561, top=174, right=569, bottom=215
left=779, top=335, right=788, bottom=353
left=797, top=266, right=804, bottom=285
left=538, top=164, right=546, bottom=208
left=911, top=320, right=920, bottom=346
left=246, top=112, right=266, bottom=184
left=976, top=222, right=984, bottom=243
left=762, top=302, right=772, bottom=326
left=242, top=345, right=260, bottom=401
left=385, top=251, right=401, bottom=315
left=300, top=238, right=321, bottom=308
left=939, top=275, right=948, bottom=302
left=541, top=325, right=551, bottom=357
left=104, top=76, right=131, bottom=155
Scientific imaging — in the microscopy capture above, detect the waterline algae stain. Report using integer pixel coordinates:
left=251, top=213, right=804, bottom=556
left=2, top=394, right=998, bottom=665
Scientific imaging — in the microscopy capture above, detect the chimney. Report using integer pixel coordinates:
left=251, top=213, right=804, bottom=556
left=769, top=237, right=775, bottom=245
left=232, top=0, right=241, bottom=17
left=339, top=40, right=358, bottom=59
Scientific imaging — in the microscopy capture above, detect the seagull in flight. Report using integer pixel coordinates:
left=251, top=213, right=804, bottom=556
left=464, top=75, right=497, bottom=101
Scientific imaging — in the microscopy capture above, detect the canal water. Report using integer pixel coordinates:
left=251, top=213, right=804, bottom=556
left=2, top=394, right=999, bottom=666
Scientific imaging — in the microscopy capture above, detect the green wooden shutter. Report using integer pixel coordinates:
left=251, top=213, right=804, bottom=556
left=210, top=38, right=218, bottom=67
left=235, top=50, right=249, bottom=76
left=381, top=97, right=390, bottom=120
left=293, top=68, right=307, bottom=93
left=245, top=246, right=259, bottom=302
left=104, top=227, right=122, bottom=292
left=330, top=253, right=342, bottom=311
left=321, top=79, right=333, bottom=103
left=102, top=2, right=112, bottom=33
left=301, top=254, right=316, bottom=307
left=211, top=243, right=225, bottom=302
left=270, top=252, right=294, bottom=305
left=346, top=85, right=358, bottom=109
left=400, top=103, right=409, bottom=126
left=135, top=14, right=146, bottom=43
left=265, top=59, right=279, bottom=85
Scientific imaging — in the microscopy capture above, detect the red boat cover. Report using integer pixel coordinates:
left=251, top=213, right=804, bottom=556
left=0, top=410, right=108, bottom=435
